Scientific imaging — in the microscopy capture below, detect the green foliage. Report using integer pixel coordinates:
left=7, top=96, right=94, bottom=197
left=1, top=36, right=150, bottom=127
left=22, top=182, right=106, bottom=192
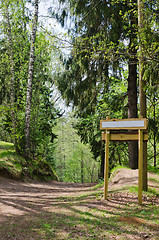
left=24, top=158, right=58, bottom=181
left=0, top=141, right=58, bottom=180
left=128, top=185, right=159, bottom=197
left=0, top=141, right=23, bottom=179
left=147, top=165, right=159, bottom=174
left=0, top=0, right=62, bottom=178
left=54, top=0, right=135, bottom=174
left=54, top=0, right=159, bottom=173
left=0, top=0, right=158, bottom=181
left=0, top=0, right=62, bottom=170
left=53, top=114, right=99, bottom=183
left=0, top=141, right=14, bottom=150
left=0, top=158, right=22, bottom=179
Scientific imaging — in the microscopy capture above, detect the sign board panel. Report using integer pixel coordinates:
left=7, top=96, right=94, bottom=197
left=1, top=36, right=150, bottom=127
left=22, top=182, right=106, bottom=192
left=102, top=131, right=148, bottom=141
left=100, top=118, right=147, bottom=130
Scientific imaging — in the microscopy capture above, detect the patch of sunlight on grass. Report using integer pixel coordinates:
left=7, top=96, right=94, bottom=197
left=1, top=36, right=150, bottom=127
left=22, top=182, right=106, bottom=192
left=149, top=177, right=159, bottom=183
left=0, top=141, right=15, bottom=150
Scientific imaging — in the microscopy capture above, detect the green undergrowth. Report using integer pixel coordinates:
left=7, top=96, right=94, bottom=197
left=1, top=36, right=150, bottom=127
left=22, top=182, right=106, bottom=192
left=0, top=141, right=58, bottom=180
left=110, top=165, right=130, bottom=178
left=0, top=141, right=15, bottom=150
left=90, top=179, right=104, bottom=191
left=0, top=141, right=23, bottom=179
left=128, top=185, right=159, bottom=197
left=147, top=165, right=159, bottom=174
left=149, top=177, right=159, bottom=183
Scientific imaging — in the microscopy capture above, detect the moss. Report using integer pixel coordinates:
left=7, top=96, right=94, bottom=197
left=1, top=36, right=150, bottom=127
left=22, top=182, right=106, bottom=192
left=0, top=141, right=58, bottom=181
left=27, top=159, right=58, bottom=181
left=0, top=158, right=22, bottom=179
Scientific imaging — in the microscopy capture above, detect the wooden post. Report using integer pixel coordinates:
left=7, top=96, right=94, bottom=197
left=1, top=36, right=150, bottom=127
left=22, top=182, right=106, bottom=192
left=104, top=130, right=110, bottom=200
left=138, top=129, right=143, bottom=205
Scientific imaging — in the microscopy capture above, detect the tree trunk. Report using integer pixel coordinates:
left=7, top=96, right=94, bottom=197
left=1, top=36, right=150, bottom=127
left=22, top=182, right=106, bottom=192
left=153, top=93, right=156, bottom=167
left=81, top=150, right=84, bottom=183
left=100, top=63, right=109, bottom=179
left=5, top=3, right=16, bottom=143
left=99, top=141, right=105, bottom=179
left=25, top=0, right=39, bottom=158
left=128, top=62, right=138, bottom=169
left=138, top=0, right=147, bottom=191
left=128, top=9, right=138, bottom=169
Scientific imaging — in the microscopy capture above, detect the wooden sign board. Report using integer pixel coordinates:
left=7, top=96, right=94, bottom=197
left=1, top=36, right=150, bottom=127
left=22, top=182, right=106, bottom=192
left=102, top=131, right=148, bottom=141
left=100, top=117, right=148, bottom=205
left=100, top=118, right=148, bottom=130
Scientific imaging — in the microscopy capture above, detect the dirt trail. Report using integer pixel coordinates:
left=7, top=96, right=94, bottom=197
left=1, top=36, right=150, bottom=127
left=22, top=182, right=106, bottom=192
left=0, top=177, right=96, bottom=220
left=0, top=169, right=159, bottom=240
left=0, top=169, right=158, bottom=219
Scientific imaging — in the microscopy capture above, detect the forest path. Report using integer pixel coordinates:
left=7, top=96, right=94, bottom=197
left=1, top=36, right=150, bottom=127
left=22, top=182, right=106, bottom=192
left=0, top=178, right=97, bottom=220
left=0, top=169, right=159, bottom=239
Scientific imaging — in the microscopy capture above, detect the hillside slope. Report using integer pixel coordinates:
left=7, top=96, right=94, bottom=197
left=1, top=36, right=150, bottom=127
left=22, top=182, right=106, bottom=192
left=110, top=168, right=159, bottom=193
left=0, top=141, right=58, bottom=180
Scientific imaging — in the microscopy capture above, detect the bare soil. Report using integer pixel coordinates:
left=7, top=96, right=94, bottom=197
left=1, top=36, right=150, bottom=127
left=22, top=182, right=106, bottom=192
left=0, top=169, right=159, bottom=240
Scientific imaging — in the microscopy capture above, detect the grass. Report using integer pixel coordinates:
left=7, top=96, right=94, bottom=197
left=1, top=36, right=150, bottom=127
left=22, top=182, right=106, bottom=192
left=0, top=141, right=15, bottom=150
left=89, top=179, right=104, bottom=191
left=149, top=177, right=159, bottom=183
left=0, top=141, right=24, bottom=179
left=128, top=185, right=159, bottom=196
left=148, top=165, right=159, bottom=174
left=110, top=165, right=130, bottom=179
left=0, top=140, right=58, bottom=180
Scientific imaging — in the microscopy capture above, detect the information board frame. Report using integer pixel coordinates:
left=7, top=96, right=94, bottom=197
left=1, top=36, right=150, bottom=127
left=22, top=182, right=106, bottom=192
left=100, top=117, right=148, bottom=205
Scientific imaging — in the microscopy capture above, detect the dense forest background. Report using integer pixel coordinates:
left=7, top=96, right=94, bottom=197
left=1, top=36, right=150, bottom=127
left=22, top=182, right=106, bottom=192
left=0, top=0, right=158, bottom=182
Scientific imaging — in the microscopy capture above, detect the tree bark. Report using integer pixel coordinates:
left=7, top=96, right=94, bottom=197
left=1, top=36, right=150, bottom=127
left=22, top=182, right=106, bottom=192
left=25, top=0, right=39, bottom=158
left=128, top=60, right=138, bottom=169
left=128, top=9, right=138, bottom=169
left=81, top=150, right=84, bottom=183
left=5, top=3, right=16, bottom=143
left=153, top=100, right=156, bottom=167
left=99, top=141, right=105, bottom=179
left=138, top=0, right=147, bottom=191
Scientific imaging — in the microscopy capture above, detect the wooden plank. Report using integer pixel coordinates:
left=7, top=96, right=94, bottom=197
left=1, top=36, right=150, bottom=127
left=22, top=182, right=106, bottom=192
left=100, top=118, right=148, bottom=130
left=102, top=132, right=148, bottom=141
left=104, top=131, right=110, bottom=200
left=138, top=130, right=143, bottom=205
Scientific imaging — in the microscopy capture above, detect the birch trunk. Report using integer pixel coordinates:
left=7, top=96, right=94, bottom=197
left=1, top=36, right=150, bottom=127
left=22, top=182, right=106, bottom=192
left=5, top=3, right=16, bottom=143
left=25, top=0, right=39, bottom=158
